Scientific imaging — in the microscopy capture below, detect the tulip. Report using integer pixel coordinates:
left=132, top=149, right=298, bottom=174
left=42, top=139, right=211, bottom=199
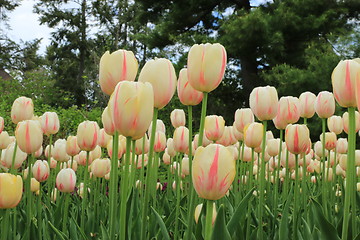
left=34, top=146, right=43, bottom=158
left=285, top=124, right=310, bottom=155
left=332, top=59, right=360, bottom=107
left=148, top=119, right=166, bottom=136
left=299, top=91, right=317, bottom=118
left=244, top=122, right=263, bottom=148
left=336, top=138, right=348, bottom=154
left=91, top=158, right=111, bottom=178
left=77, top=151, right=94, bottom=166
left=171, top=161, right=181, bottom=175
left=2, top=143, right=27, bottom=170
left=30, top=178, right=40, bottom=192
left=32, top=160, right=50, bottom=182
left=76, top=121, right=100, bottom=151
left=108, top=81, right=154, bottom=140
left=163, top=151, right=171, bottom=165
left=11, top=96, right=34, bottom=124
left=276, top=96, right=301, bottom=125
left=102, top=107, right=115, bottom=136
left=49, top=158, right=57, bottom=169
left=136, top=155, right=148, bottom=169
left=249, top=86, right=278, bottom=121
left=232, top=124, right=244, bottom=141
left=240, top=146, right=257, bottom=162
left=267, top=138, right=281, bottom=157
left=234, top=108, right=254, bottom=133
left=170, top=109, right=186, bottom=128
left=15, top=120, right=43, bottom=154
left=56, top=168, right=76, bottom=193
left=193, top=133, right=212, bottom=150
left=204, top=115, right=225, bottom=141
left=133, top=135, right=149, bottom=155
left=320, top=132, right=337, bottom=150
left=327, top=116, right=343, bottom=135
left=66, top=136, right=80, bottom=156
left=187, top=43, right=227, bottom=93
left=194, top=203, right=217, bottom=224
left=138, top=58, right=176, bottom=109
left=172, top=126, right=189, bottom=153
left=181, top=157, right=190, bottom=176
left=52, top=139, right=70, bottom=162
left=99, top=49, right=138, bottom=95
left=343, top=111, right=360, bottom=133
left=177, top=68, right=203, bottom=106
left=0, top=116, right=3, bottom=133
left=314, top=141, right=327, bottom=158
left=0, top=173, right=23, bottom=208
left=154, top=131, right=166, bottom=153
left=0, top=131, right=11, bottom=149
left=192, top=144, right=235, bottom=200
left=314, top=91, right=335, bottom=119
left=98, top=129, right=111, bottom=148
left=40, top=112, right=60, bottom=136
left=216, top=126, right=237, bottom=147
left=107, top=136, right=126, bottom=159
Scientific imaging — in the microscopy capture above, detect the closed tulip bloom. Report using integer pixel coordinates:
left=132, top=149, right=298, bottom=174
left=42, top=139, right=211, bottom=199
left=99, top=49, right=138, bottom=95
left=314, top=91, right=335, bottom=119
left=15, top=120, right=43, bottom=154
left=343, top=111, right=360, bottom=133
left=30, top=178, right=40, bottom=192
left=299, top=92, right=317, bottom=118
left=49, top=158, right=57, bottom=169
left=234, top=108, right=254, bottom=133
left=232, top=124, right=244, bottom=141
left=273, top=114, right=288, bottom=130
left=276, top=96, right=301, bottom=125
left=11, top=96, right=34, bottom=124
left=0, top=131, right=11, bottom=149
left=138, top=58, right=176, bottom=109
left=0, top=173, right=23, bottom=209
left=107, top=135, right=126, bottom=159
left=148, top=119, right=166, bottom=136
left=91, top=158, right=111, bottom=178
left=194, top=203, right=217, bottom=224
left=327, top=116, right=343, bottom=135
left=109, top=81, right=154, bottom=140
left=76, top=121, right=100, bottom=151
left=133, top=135, right=149, bottom=155
left=336, top=138, right=348, bottom=154
left=34, top=146, right=43, bottom=158
left=192, top=144, right=235, bottom=200
left=285, top=124, right=310, bottom=155
left=136, top=154, right=148, bottom=169
left=101, top=107, right=115, bottom=136
left=249, top=86, right=279, bottom=121
left=0, top=117, right=3, bottom=133
left=332, top=59, right=360, bottom=107
left=90, top=145, right=102, bottom=160
left=40, top=112, right=60, bottom=136
left=244, top=122, right=263, bottom=148
left=98, top=129, right=111, bottom=148
left=163, top=151, right=171, bottom=165
left=193, top=133, right=212, bottom=150
left=173, top=126, right=189, bottom=153
left=267, top=138, right=281, bottom=157
left=170, top=109, right=186, bottom=128
left=240, top=146, right=257, bottom=162
left=187, top=43, right=227, bottom=93
left=2, top=142, right=27, bottom=169
left=56, top=168, right=76, bottom=193
left=177, top=68, right=203, bottom=106
left=204, top=115, right=225, bottom=141
left=181, top=157, right=190, bottom=176
left=32, top=160, right=50, bottom=182
left=52, top=139, right=70, bottom=162
left=66, top=136, right=80, bottom=156
left=166, top=138, right=176, bottom=157
left=216, top=126, right=236, bottom=146
left=154, top=131, right=166, bottom=153
left=314, top=141, right=327, bottom=158
left=320, top=132, right=337, bottom=150
left=77, top=151, right=94, bottom=166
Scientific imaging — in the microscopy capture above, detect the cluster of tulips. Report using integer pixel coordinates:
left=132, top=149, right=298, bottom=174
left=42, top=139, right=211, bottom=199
left=0, top=43, right=359, bottom=240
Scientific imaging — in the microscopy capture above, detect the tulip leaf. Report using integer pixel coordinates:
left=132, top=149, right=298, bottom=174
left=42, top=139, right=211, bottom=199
left=100, top=222, right=111, bottom=240
left=301, top=217, right=312, bottom=240
left=279, top=191, right=292, bottom=240
left=151, top=206, right=171, bottom=240
left=48, top=220, right=67, bottom=240
left=70, top=214, right=88, bottom=240
left=211, top=204, right=232, bottom=240
left=311, top=199, right=340, bottom=240
left=69, top=217, right=79, bottom=240
left=227, top=187, right=255, bottom=235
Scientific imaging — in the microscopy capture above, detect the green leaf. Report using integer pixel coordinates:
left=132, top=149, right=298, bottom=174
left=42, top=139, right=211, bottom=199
left=48, top=221, right=67, bottom=240
left=279, top=191, right=293, bottom=240
left=151, top=207, right=170, bottom=240
left=211, top=204, right=232, bottom=240
left=301, top=217, right=312, bottom=240
left=227, top=187, right=255, bottom=234
left=311, top=199, right=340, bottom=240
left=69, top=217, right=79, bottom=240
left=100, top=222, right=111, bottom=240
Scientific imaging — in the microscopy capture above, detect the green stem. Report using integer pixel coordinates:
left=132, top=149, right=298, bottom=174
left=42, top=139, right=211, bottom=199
left=204, top=200, right=214, bottom=240
left=120, top=136, right=132, bottom=240
left=80, top=151, right=90, bottom=231
left=283, top=149, right=289, bottom=202
left=129, top=139, right=136, bottom=189
left=321, top=118, right=328, bottom=219
left=1, top=209, right=10, bottom=240
left=342, top=107, right=356, bottom=240
left=62, top=193, right=70, bottom=232
left=174, top=155, right=182, bottom=240
left=10, top=141, right=18, bottom=174
left=293, top=154, right=299, bottom=240
left=25, top=154, right=33, bottom=240
left=274, top=129, right=283, bottom=218
left=139, top=135, right=146, bottom=194
left=258, top=120, right=267, bottom=240
left=197, top=92, right=208, bottom=146
left=37, top=187, right=42, bottom=240
left=246, top=148, right=255, bottom=239
left=141, top=108, right=158, bottom=240
left=109, top=131, right=119, bottom=238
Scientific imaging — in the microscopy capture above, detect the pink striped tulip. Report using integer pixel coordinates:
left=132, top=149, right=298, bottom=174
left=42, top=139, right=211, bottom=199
left=320, top=132, right=337, bottom=150
left=34, top=146, right=43, bottom=158
left=332, top=59, right=360, bottom=107
left=244, top=122, right=263, bottom=148
left=240, top=146, right=257, bottom=162
left=56, top=168, right=76, bottom=193
left=101, top=107, right=115, bottom=136
left=187, top=43, right=227, bottom=93
left=234, top=108, right=254, bottom=133
left=163, top=151, right=171, bottom=165
left=285, top=124, right=310, bottom=155
left=99, top=49, right=138, bottom=95
left=216, top=126, right=236, bottom=146
left=0, top=131, right=11, bottom=149
left=166, top=138, right=176, bottom=157
left=314, top=91, right=335, bottom=119
left=231, top=124, right=244, bottom=141
left=170, top=109, right=186, bottom=128
left=148, top=119, right=166, bottom=136
left=91, top=158, right=111, bottom=178
left=299, top=92, right=316, bottom=118
left=249, top=86, right=278, bottom=121
left=204, top=115, right=225, bottom=141
left=11, top=96, right=34, bottom=124
left=0, top=173, right=23, bottom=209
left=133, top=135, right=149, bottom=155
left=15, top=120, right=43, bottom=154
left=173, top=126, right=189, bottom=153
left=66, top=136, right=80, bottom=156
left=98, top=129, right=111, bottom=148
left=109, top=81, right=154, bottom=140
left=138, top=58, right=176, bottom=109
left=327, top=115, right=343, bottom=135
left=267, top=138, right=281, bottom=157
left=275, top=96, right=301, bottom=126
left=136, top=154, right=148, bottom=169
left=107, top=136, right=126, bottom=159
left=76, top=121, right=100, bottom=151
left=343, top=111, right=360, bottom=133
left=90, top=146, right=102, bottom=161
left=40, top=112, right=60, bottom=136
left=336, top=138, right=348, bottom=154
left=177, top=68, right=203, bottom=106
left=2, top=142, right=27, bottom=169
left=154, top=131, right=167, bottom=153
left=192, top=144, right=235, bottom=200
left=52, top=139, right=70, bottom=162
left=194, top=203, right=217, bottom=224
left=32, top=160, right=50, bottom=182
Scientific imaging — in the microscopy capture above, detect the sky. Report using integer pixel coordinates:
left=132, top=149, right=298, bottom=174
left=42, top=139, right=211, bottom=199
left=4, top=0, right=272, bottom=55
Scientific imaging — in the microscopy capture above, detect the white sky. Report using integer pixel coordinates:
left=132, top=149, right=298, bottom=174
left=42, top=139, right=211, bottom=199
left=4, top=0, right=271, bottom=55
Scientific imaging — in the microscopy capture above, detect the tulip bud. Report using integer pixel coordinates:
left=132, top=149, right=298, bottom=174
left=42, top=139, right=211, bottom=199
left=170, top=109, right=186, bottom=128
left=56, top=168, right=76, bottom=193
left=102, top=107, right=115, bottom=136
left=193, top=133, right=212, bottom=150
left=275, top=96, right=301, bottom=126
left=327, top=115, right=343, bottom=135
left=136, top=154, right=148, bottom=169
left=15, top=120, right=43, bottom=154
left=249, top=86, right=279, bottom=121
left=240, top=146, right=257, bottom=162
left=98, top=129, right=111, bottom=148
left=11, top=96, right=34, bottom=124
left=77, top=151, right=94, bottom=166
left=163, top=150, right=171, bottom=165
left=154, top=131, right=166, bottom=153
left=267, top=138, right=281, bottom=157
left=0, top=131, right=11, bottom=150
left=148, top=119, right=166, bottom=136
left=320, top=132, right=337, bottom=150
left=91, top=158, right=111, bottom=178
left=244, top=122, right=263, bottom=148
left=172, top=180, right=183, bottom=191
left=187, top=43, right=227, bottom=93
left=194, top=203, right=217, bottom=224
left=192, top=144, right=235, bottom=200
left=177, top=68, right=203, bottom=106
left=173, top=126, right=189, bottom=153
left=285, top=124, right=310, bottom=155
left=52, top=139, right=70, bottom=162
left=234, top=108, right=254, bottom=133
left=299, top=91, right=316, bottom=118
left=133, top=135, right=149, bottom=155
left=343, top=111, right=360, bottom=134
left=32, top=160, right=50, bottom=182
left=0, top=173, right=23, bottom=209
left=40, top=112, right=60, bottom=136
left=314, top=91, right=335, bottom=119
left=204, top=115, right=225, bottom=141
left=66, top=136, right=80, bottom=156
left=336, top=138, right=348, bottom=154
left=30, top=178, right=40, bottom=192
left=232, top=124, right=244, bottom=141
left=76, top=121, right=100, bottom=151
left=138, top=58, right=176, bottom=109
left=109, top=81, right=154, bottom=140
left=99, top=49, right=138, bottom=95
